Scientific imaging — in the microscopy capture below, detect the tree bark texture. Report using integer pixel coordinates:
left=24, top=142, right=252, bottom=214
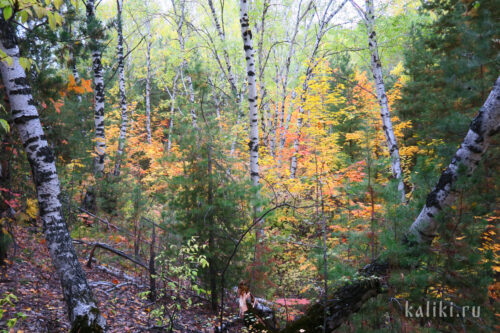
left=0, top=17, right=106, bottom=332
left=113, top=0, right=129, bottom=176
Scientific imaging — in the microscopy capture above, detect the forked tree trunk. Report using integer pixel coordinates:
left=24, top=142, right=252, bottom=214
left=113, top=0, right=129, bottom=176
left=280, top=76, right=500, bottom=332
left=0, top=18, right=106, bottom=332
left=364, top=0, right=405, bottom=202
left=86, top=0, right=107, bottom=175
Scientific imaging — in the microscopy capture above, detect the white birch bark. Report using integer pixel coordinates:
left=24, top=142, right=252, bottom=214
left=166, top=70, right=180, bottom=153
left=290, top=0, right=347, bottom=178
left=409, top=76, right=500, bottom=243
left=145, top=0, right=152, bottom=144
left=0, top=19, right=106, bottom=332
left=240, top=0, right=259, bottom=187
left=113, top=0, right=129, bottom=176
left=185, top=73, right=198, bottom=129
left=364, top=0, right=405, bottom=202
left=86, top=0, right=107, bottom=175
left=172, top=0, right=197, bottom=130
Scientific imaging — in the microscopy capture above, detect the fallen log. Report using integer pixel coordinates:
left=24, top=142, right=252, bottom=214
left=280, top=261, right=388, bottom=332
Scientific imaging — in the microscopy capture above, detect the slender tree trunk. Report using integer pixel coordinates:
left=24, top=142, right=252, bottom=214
left=113, top=0, right=129, bottom=176
left=149, top=223, right=156, bottom=301
left=145, top=0, right=152, bottom=144
left=0, top=19, right=106, bottom=332
left=185, top=73, right=198, bottom=129
left=86, top=0, right=107, bottom=175
left=409, top=76, right=500, bottom=243
left=207, top=0, right=238, bottom=95
left=240, top=0, right=264, bottom=284
left=364, top=0, right=405, bottom=202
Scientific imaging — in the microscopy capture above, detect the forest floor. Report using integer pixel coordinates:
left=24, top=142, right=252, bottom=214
left=0, top=224, right=243, bottom=332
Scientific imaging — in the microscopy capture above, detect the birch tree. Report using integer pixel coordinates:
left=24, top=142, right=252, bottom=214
left=408, top=76, right=500, bottom=243
left=239, top=0, right=264, bottom=279
left=0, top=15, right=106, bottom=332
left=171, top=0, right=198, bottom=130
left=113, top=0, right=129, bottom=176
left=349, top=0, right=406, bottom=202
left=86, top=0, right=107, bottom=175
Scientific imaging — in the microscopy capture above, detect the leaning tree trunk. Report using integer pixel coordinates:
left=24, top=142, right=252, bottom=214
left=86, top=0, right=107, bottom=175
left=113, top=0, right=129, bottom=176
left=240, top=0, right=264, bottom=281
left=409, top=76, right=500, bottom=243
left=364, top=0, right=405, bottom=202
left=0, top=17, right=106, bottom=332
left=279, top=76, right=500, bottom=332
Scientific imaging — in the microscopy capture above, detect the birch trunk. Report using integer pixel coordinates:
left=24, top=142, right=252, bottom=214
left=0, top=19, right=106, bottom=332
left=364, top=0, right=405, bottom=202
left=409, top=76, right=500, bottom=243
left=145, top=0, right=152, bottom=144
left=186, top=73, right=198, bottom=129
left=113, top=0, right=129, bottom=176
left=207, top=0, right=237, bottom=95
left=86, top=0, right=107, bottom=175
left=240, top=0, right=264, bottom=281
left=166, top=70, right=180, bottom=153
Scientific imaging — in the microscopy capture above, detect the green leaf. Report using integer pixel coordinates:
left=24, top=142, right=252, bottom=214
left=3, top=6, right=12, bottom=20
left=19, top=57, right=30, bottom=70
left=0, top=119, right=10, bottom=133
left=19, top=10, right=28, bottom=23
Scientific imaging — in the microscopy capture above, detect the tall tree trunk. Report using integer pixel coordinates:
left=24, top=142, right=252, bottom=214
left=145, top=0, right=152, bottom=144
left=0, top=18, right=106, bottom=332
left=207, top=0, right=238, bottom=95
left=240, top=0, right=263, bottom=283
left=172, top=0, right=197, bottom=130
left=113, top=0, right=129, bottom=176
left=86, top=0, right=107, bottom=175
left=364, top=0, right=405, bottom=202
left=166, top=70, right=180, bottom=153
left=185, top=73, right=198, bottom=129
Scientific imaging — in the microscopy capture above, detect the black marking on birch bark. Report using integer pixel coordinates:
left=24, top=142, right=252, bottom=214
left=466, top=144, right=482, bottom=154
left=9, top=88, right=31, bottom=95
left=469, top=112, right=483, bottom=135
left=12, top=77, right=29, bottom=86
left=13, top=115, right=38, bottom=124
left=24, top=135, right=44, bottom=147
left=11, top=109, right=24, bottom=115
left=37, top=146, right=55, bottom=163
left=27, top=98, right=36, bottom=106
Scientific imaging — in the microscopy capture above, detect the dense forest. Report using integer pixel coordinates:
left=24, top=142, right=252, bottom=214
left=0, top=0, right=499, bottom=332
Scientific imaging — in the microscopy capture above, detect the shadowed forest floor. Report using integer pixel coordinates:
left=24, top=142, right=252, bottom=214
left=0, top=225, right=242, bottom=332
